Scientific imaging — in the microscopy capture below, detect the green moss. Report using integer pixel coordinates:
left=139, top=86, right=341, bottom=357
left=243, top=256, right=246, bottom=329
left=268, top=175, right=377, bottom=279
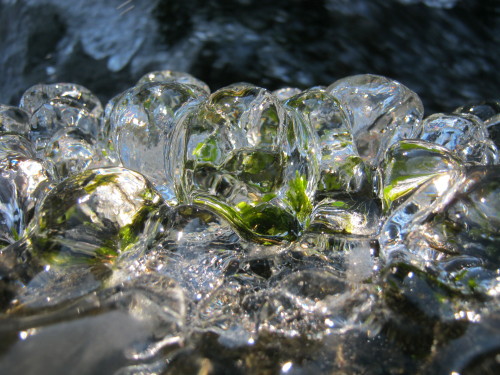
left=317, top=155, right=369, bottom=195
left=140, top=187, right=160, bottom=203
left=83, top=173, right=118, bottom=194
left=259, top=106, right=280, bottom=145
left=328, top=200, right=347, bottom=208
left=284, top=171, right=313, bottom=223
left=10, top=226, right=20, bottom=242
left=318, top=173, right=342, bottom=192
left=223, top=150, right=283, bottom=193
left=241, top=152, right=275, bottom=175
left=192, top=137, right=219, bottom=162
left=94, top=245, right=118, bottom=261
left=118, top=225, right=138, bottom=252
left=194, top=194, right=299, bottom=244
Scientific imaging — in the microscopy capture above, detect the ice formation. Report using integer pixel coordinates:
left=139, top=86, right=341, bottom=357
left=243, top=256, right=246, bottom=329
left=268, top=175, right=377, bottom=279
left=0, top=72, right=499, bottom=374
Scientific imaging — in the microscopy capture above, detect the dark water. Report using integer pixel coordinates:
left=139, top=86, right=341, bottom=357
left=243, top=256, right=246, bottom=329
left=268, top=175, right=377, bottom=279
left=0, top=0, right=498, bottom=113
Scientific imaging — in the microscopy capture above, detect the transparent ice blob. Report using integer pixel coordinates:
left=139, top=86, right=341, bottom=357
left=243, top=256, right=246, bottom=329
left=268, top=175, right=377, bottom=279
left=108, top=82, right=208, bottom=202
left=285, top=88, right=372, bottom=201
left=26, top=167, right=165, bottom=266
left=416, top=113, right=498, bottom=165
left=137, top=70, right=211, bottom=96
left=168, top=83, right=320, bottom=243
left=327, top=74, right=424, bottom=166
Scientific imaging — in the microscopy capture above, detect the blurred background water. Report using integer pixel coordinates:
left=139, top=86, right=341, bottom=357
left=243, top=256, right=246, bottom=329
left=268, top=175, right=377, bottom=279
left=0, top=0, right=498, bottom=113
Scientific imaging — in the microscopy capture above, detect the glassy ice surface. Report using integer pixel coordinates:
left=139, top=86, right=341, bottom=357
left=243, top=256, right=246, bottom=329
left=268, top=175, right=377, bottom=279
left=19, top=83, right=103, bottom=118
left=309, top=197, right=381, bottom=236
left=1, top=76, right=499, bottom=375
left=29, top=98, right=101, bottom=155
left=170, top=83, right=319, bottom=243
left=379, top=170, right=461, bottom=265
left=0, top=310, right=154, bottom=375
left=134, top=204, right=244, bottom=302
left=27, top=167, right=164, bottom=266
left=44, top=127, right=98, bottom=180
left=0, top=270, right=185, bottom=375
left=285, top=88, right=372, bottom=200
left=411, top=166, right=500, bottom=265
left=244, top=269, right=377, bottom=339
left=378, top=140, right=462, bottom=212
left=0, top=176, right=23, bottom=247
left=455, top=100, right=500, bottom=151
left=109, top=82, right=207, bottom=202
left=417, top=113, right=498, bottom=165
left=327, top=74, right=424, bottom=166
left=0, top=134, right=36, bottom=160
left=272, top=87, right=302, bottom=101
left=0, top=154, right=51, bottom=246
left=136, top=70, right=211, bottom=96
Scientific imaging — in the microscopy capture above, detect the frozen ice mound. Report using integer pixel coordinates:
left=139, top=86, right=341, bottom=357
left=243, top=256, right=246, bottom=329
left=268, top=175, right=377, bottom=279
left=0, top=73, right=499, bottom=374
